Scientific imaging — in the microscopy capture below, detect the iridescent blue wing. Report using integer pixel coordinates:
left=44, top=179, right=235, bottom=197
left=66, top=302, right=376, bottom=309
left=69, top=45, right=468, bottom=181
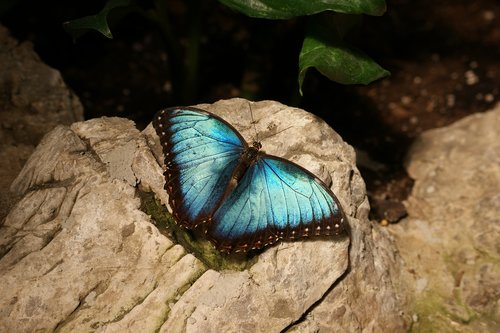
left=208, top=155, right=346, bottom=252
left=153, top=107, right=247, bottom=228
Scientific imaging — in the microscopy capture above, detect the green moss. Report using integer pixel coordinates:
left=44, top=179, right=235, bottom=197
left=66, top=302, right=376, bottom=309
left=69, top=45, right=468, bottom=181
left=411, top=288, right=480, bottom=333
left=410, top=243, right=500, bottom=333
left=411, top=292, right=456, bottom=333
left=139, top=191, right=258, bottom=271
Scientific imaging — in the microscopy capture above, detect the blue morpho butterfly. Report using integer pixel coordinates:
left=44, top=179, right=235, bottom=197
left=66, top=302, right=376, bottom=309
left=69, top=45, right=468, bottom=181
left=153, top=106, right=347, bottom=252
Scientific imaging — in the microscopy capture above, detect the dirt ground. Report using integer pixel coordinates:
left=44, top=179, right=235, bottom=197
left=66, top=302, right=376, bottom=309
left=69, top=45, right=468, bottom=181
left=2, top=0, right=499, bottom=222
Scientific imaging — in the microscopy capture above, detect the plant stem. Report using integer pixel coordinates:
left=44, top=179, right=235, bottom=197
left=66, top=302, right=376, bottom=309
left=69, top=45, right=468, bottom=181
left=183, top=0, right=202, bottom=104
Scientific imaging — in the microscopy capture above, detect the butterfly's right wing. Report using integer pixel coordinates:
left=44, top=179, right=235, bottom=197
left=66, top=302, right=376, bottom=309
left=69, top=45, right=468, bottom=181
left=153, top=107, right=246, bottom=227
left=208, top=155, right=346, bottom=252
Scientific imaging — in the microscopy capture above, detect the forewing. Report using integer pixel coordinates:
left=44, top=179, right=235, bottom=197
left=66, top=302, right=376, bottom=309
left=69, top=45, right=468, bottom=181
left=153, top=107, right=246, bottom=227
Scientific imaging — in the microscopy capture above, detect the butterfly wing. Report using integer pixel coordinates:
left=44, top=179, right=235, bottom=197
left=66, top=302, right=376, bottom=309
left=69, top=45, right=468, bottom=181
left=208, top=155, right=346, bottom=252
left=153, top=107, right=247, bottom=227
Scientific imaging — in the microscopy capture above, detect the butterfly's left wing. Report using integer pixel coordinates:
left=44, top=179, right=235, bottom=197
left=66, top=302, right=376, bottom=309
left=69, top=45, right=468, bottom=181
left=208, top=155, right=346, bottom=252
left=153, top=107, right=247, bottom=228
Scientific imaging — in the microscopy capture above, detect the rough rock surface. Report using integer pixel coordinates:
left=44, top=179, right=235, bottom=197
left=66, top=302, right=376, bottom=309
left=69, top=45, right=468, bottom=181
left=389, top=104, right=500, bottom=332
left=0, top=98, right=409, bottom=332
left=0, top=24, right=84, bottom=220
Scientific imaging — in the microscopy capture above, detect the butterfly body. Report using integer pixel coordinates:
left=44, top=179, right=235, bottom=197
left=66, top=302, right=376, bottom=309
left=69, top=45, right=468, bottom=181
left=153, top=107, right=347, bottom=252
left=227, top=141, right=261, bottom=188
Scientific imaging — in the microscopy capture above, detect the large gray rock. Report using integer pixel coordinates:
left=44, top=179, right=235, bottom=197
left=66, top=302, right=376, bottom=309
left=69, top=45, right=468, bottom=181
left=390, top=104, right=500, bottom=332
left=0, top=98, right=409, bottom=332
left=0, top=24, right=84, bottom=220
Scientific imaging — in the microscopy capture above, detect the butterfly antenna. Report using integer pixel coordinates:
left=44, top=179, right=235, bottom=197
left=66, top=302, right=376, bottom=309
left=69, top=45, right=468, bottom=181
left=260, top=125, right=296, bottom=141
left=247, top=101, right=259, bottom=142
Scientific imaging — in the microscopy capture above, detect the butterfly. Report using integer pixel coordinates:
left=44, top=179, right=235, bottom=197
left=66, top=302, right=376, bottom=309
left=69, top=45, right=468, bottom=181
left=153, top=106, right=347, bottom=252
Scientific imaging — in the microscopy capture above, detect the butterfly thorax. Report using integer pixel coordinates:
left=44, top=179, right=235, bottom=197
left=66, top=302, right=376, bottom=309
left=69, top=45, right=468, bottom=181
left=230, top=141, right=262, bottom=183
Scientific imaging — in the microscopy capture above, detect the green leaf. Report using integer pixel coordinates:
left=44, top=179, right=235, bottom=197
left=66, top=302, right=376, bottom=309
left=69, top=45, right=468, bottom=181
left=63, top=0, right=133, bottom=40
left=218, top=0, right=386, bottom=19
left=298, top=14, right=389, bottom=94
left=298, top=37, right=390, bottom=93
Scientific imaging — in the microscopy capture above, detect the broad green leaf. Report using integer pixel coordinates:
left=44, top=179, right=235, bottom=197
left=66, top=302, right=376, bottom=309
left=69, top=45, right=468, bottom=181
left=218, top=0, right=386, bottom=19
left=298, top=35, right=390, bottom=93
left=63, top=0, right=133, bottom=40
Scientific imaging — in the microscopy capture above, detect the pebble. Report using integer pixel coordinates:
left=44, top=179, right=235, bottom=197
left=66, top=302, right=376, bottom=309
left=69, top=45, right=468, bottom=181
left=464, top=70, right=479, bottom=85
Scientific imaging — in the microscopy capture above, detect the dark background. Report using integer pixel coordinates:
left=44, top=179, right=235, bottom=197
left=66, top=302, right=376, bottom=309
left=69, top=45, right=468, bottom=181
left=2, top=0, right=499, bottom=221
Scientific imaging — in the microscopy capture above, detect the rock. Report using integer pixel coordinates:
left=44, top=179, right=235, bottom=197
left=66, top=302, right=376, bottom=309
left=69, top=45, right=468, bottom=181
left=0, top=98, right=409, bottom=332
left=179, top=100, right=411, bottom=332
left=0, top=24, right=84, bottom=220
left=390, top=104, right=500, bottom=332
